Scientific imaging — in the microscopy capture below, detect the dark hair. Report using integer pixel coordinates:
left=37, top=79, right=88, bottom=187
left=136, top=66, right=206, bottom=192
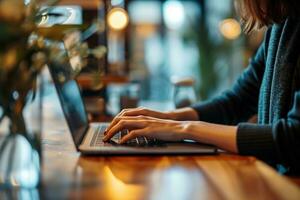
left=236, top=0, right=300, bottom=33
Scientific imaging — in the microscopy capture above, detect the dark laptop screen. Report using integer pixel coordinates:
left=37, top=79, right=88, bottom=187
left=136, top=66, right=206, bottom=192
left=49, top=63, right=88, bottom=147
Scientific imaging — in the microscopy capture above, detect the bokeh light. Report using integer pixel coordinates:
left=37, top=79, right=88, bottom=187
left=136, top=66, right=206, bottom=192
left=219, top=18, right=241, bottom=40
left=163, top=0, right=185, bottom=30
left=107, top=7, right=129, bottom=31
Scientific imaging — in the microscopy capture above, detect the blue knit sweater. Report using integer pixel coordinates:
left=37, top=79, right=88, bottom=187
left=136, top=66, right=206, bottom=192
left=191, top=17, right=300, bottom=173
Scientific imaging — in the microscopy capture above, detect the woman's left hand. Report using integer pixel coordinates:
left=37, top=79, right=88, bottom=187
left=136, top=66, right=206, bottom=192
left=102, top=116, right=187, bottom=144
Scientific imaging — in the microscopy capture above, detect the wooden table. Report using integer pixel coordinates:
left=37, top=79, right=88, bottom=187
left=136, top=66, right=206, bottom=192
left=1, top=84, right=300, bottom=200
left=37, top=89, right=300, bottom=200
left=42, top=148, right=300, bottom=200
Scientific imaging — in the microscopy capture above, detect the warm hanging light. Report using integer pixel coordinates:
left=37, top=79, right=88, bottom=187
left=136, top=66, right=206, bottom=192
left=219, top=18, right=241, bottom=40
left=107, top=7, right=129, bottom=31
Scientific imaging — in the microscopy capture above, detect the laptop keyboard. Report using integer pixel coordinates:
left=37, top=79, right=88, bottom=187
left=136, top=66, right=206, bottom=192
left=90, top=125, right=163, bottom=147
left=120, top=129, right=163, bottom=146
left=90, top=126, right=107, bottom=147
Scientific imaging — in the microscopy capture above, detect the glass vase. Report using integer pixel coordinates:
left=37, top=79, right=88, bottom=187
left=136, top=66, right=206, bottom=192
left=172, top=77, right=197, bottom=108
left=0, top=74, right=44, bottom=189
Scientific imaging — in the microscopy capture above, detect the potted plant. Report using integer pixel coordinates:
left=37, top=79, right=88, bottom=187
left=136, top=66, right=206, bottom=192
left=0, top=0, right=106, bottom=188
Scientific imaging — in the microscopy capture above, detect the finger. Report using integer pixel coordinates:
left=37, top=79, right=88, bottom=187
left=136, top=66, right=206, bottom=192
left=120, top=107, right=147, bottom=117
left=121, top=107, right=167, bottom=120
left=105, top=108, right=145, bottom=132
left=103, top=120, right=146, bottom=142
left=104, top=120, right=145, bottom=141
left=104, top=117, right=120, bottom=135
left=119, top=129, right=147, bottom=144
left=104, top=109, right=129, bottom=133
left=105, top=116, right=146, bottom=135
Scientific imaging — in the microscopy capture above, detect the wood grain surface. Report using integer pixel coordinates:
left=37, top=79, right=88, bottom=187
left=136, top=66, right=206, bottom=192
left=38, top=98, right=300, bottom=200
left=1, top=86, right=299, bottom=200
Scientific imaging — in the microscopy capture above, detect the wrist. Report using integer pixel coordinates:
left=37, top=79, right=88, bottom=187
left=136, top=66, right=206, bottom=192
left=178, top=121, right=196, bottom=140
left=173, top=121, right=191, bottom=141
left=178, top=121, right=238, bottom=153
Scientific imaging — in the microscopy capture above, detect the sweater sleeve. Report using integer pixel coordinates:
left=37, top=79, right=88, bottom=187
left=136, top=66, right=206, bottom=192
left=237, top=91, right=300, bottom=171
left=191, top=33, right=269, bottom=125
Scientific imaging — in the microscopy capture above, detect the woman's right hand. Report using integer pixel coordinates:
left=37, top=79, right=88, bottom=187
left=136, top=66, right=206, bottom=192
left=105, top=107, right=174, bottom=133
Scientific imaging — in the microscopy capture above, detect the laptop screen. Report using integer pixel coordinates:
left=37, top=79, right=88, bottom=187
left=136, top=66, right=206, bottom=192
left=48, top=60, right=88, bottom=148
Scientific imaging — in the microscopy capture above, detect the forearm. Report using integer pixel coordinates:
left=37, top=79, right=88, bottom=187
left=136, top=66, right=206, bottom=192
left=181, top=121, right=238, bottom=153
left=167, top=107, right=199, bottom=121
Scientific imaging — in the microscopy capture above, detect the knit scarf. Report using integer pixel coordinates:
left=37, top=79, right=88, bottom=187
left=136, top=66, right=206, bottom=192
left=258, top=18, right=300, bottom=124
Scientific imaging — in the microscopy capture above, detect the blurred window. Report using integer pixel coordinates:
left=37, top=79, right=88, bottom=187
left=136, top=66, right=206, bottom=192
left=127, top=0, right=263, bottom=101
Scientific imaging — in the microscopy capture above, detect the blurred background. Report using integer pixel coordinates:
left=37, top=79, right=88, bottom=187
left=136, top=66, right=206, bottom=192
left=44, top=0, right=265, bottom=118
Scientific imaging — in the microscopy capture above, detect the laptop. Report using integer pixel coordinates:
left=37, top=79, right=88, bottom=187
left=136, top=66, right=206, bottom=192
left=48, top=64, right=217, bottom=155
left=47, top=35, right=217, bottom=155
